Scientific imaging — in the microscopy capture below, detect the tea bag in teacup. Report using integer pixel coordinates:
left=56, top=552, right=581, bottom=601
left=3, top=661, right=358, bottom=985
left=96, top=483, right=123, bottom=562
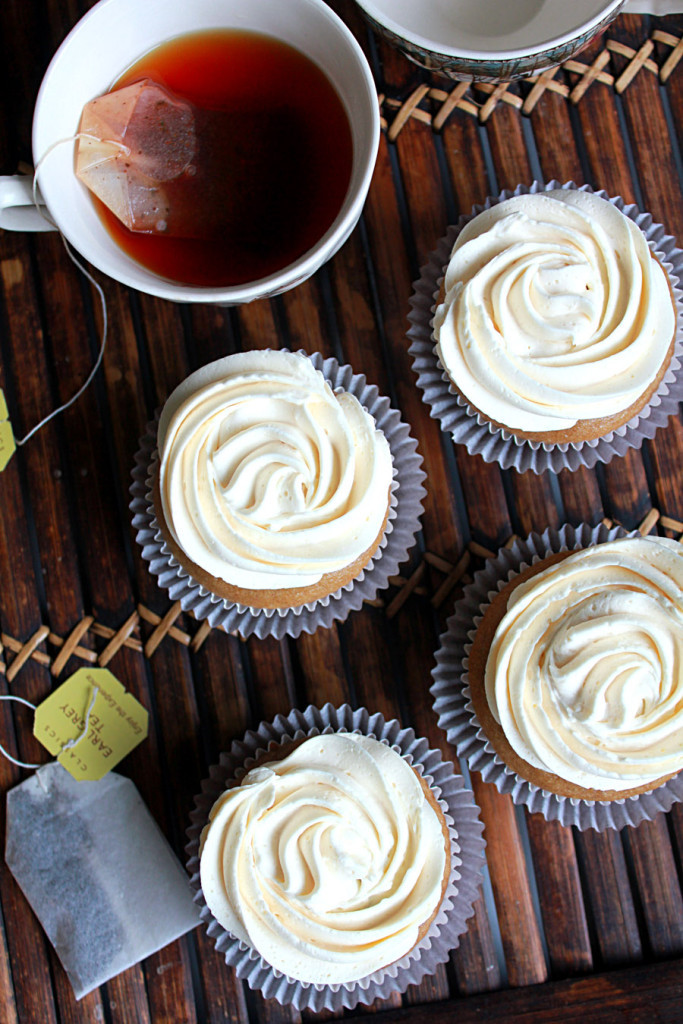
left=76, top=78, right=197, bottom=234
left=5, top=762, right=199, bottom=998
left=75, top=78, right=288, bottom=243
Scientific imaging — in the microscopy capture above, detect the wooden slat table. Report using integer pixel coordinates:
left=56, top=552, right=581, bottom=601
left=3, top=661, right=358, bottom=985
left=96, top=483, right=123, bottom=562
left=1, top=2, right=683, bottom=1021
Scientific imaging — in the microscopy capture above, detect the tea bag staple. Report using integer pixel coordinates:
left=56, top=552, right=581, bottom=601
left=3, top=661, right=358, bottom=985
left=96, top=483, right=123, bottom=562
left=5, top=762, right=199, bottom=998
left=76, top=78, right=196, bottom=233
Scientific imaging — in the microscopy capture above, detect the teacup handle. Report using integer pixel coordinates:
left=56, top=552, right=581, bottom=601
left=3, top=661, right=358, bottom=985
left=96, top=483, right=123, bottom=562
left=0, top=175, right=56, bottom=232
left=624, top=1, right=683, bottom=11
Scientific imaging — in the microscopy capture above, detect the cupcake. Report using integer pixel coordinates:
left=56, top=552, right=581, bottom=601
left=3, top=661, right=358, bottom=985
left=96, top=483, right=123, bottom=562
left=186, top=704, right=486, bottom=1011
left=409, top=182, right=683, bottom=474
left=432, top=524, right=683, bottom=829
left=130, top=350, right=426, bottom=639
left=200, top=734, right=449, bottom=985
left=156, top=348, right=393, bottom=609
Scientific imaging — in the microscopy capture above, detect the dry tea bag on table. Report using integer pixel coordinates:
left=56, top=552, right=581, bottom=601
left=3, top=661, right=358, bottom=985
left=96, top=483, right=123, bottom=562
left=6, top=762, right=200, bottom=998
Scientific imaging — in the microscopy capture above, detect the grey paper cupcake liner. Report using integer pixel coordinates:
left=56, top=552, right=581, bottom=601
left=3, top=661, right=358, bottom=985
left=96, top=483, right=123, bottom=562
left=185, top=703, right=485, bottom=1012
left=129, top=351, right=426, bottom=639
left=431, top=522, right=683, bottom=830
left=408, top=180, right=683, bottom=475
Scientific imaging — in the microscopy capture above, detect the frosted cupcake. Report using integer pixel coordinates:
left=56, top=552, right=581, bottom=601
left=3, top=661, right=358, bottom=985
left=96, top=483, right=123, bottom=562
left=130, top=350, right=425, bottom=638
left=200, top=734, right=450, bottom=985
left=186, top=705, right=485, bottom=1010
left=409, top=182, right=683, bottom=474
left=432, top=524, right=683, bottom=829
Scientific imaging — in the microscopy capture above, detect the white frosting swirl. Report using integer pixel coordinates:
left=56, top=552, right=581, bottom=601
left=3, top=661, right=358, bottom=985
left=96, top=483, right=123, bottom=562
left=434, top=190, right=675, bottom=433
left=199, top=733, right=448, bottom=984
left=158, top=350, right=393, bottom=590
left=485, top=536, right=683, bottom=791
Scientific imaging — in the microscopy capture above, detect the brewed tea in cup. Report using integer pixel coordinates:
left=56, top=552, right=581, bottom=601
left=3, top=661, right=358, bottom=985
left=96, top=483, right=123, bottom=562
left=80, top=29, right=354, bottom=288
left=0, top=0, right=379, bottom=304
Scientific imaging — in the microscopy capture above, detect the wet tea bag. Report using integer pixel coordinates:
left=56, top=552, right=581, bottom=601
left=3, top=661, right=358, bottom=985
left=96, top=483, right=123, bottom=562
left=75, top=78, right=280, bottom=243
left=6, top=762, right=199, bottom=998
left=76, top=78, right=197, bottom=234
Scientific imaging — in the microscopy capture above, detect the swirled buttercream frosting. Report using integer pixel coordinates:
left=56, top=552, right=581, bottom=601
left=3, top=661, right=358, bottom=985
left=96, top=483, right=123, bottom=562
left=484, top=536, right=683, bottom=792
left=199, top=733, right=449, bottom=984
left=157, top=350, right=393, bottom=591
left=433, top=190, right=676, bottom=434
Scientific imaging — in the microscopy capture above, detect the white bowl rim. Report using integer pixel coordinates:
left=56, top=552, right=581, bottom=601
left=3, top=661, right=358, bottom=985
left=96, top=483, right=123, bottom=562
left=353, top=0, right=623, bottom=61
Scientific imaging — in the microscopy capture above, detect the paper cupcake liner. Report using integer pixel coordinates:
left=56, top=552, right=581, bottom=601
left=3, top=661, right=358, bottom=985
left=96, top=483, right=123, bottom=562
left=431, top=522, right=683, bottom=830
left=129, top=351, right=426, bottom=639
left=408, top=180, right=683, bottom=475
left=185, top=703, right=485, bottom=1011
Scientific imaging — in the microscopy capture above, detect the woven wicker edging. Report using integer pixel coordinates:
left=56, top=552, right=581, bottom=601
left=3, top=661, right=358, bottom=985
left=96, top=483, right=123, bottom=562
left=380, top=29, right=683, bottom=135
left=0, top=508, right=679, bottom=680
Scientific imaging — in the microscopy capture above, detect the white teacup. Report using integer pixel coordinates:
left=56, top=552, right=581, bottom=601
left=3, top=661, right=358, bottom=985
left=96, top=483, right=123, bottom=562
left=0, top=0, right=379, bottom=304
left=354, top=0, right=683, bottom=82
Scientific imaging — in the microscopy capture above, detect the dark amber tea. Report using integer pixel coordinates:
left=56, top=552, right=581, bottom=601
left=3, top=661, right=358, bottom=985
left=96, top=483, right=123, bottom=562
left=92, top=30, right=354, bottom=287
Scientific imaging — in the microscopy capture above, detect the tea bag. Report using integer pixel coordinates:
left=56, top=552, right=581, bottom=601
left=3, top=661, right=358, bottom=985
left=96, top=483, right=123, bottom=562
left=75, top=78, right=290, bottom=243
left=5, top=762, right=199, bottom=998
left=76, top=78, right=196, bottom=234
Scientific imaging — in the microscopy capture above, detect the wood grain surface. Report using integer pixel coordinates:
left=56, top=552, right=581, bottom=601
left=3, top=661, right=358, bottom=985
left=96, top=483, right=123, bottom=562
left=1, top=2, right=683, bottom=1021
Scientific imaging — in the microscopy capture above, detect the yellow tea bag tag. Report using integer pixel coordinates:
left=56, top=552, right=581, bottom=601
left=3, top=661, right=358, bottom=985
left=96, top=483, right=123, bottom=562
left=33, top=668, right=148, bottom=781
left=0, top=389, right=16, bottom=470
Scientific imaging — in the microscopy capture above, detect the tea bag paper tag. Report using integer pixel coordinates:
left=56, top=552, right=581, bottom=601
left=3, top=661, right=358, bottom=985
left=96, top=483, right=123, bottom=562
left=5, top=762, right=200, bottom=999
left=33, top=668, right=148, bottom=781
left=0, top=389, right=16, bottom=470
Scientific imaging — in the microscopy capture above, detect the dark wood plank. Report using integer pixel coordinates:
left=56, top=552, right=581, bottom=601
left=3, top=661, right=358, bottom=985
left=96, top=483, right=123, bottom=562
left=483, top=101, right=532, bottom=193
left=329, top=229, right=393, bottom=396
left=106, top=969, right=153, bottom=1024
left=0, top=238, right=85, bottom=637
left=281, top=277, right=336, bottom=359
left=242, top=636, right=294, bottom=723
left=574, top=830, right=642, bottom=968
left=52, top=983, right=104, bottom=1024
left=193, top=927, right=250, bottom=1024
left=556, top=467, right=604, bottom=529
left=248, top=989, right=301, bottom=1024
left=524, top=817, right=593, bottom=976
left=471, top=779, right=547, bottom=988
left=623, top=818, right=683, bottom=957
left=346, top=958, right=683, bottom=1023
left=0, top=911, right=17, bottom=1024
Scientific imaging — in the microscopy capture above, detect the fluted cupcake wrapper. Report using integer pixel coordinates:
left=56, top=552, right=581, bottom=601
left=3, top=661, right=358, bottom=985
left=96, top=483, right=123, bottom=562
left=129, top=351, right=426, bottom=639
left=408, top=180, right=683, bottom=475
left=185, top=703, right=486, bottom=1012
left=431, top=522, right=683, bottom=830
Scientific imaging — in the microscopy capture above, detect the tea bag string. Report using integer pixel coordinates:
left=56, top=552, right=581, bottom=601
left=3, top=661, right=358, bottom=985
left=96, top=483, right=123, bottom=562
left=0, top=696, right=41, bottom=769
left=0, top=686, right=99, bottom=770
left=14, top=134, right=129, bottom=447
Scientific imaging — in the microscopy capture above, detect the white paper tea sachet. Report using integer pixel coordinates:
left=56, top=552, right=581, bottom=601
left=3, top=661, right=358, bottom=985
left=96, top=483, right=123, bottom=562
left=4, top=668, right=200, bottom=998
left=75, top=78, right=257, bottom=242
left=76, top=79, right=196, bottom=234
